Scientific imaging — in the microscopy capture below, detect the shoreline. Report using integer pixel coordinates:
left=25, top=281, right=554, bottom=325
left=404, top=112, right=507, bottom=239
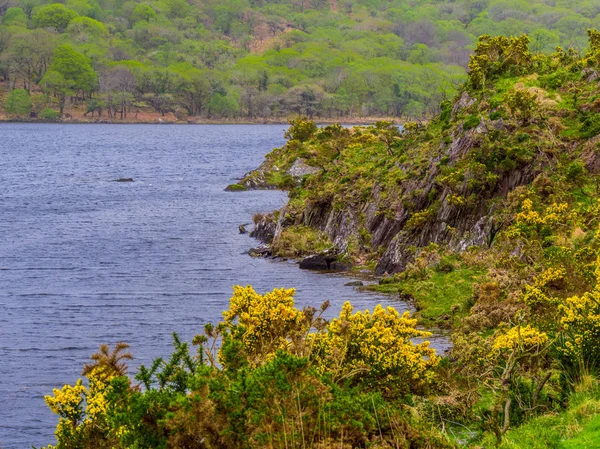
left=0, top=116, right=413, bottom=126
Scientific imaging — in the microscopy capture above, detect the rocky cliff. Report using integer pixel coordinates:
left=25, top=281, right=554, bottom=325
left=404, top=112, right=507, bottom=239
left=239, top=36, right=600, bottom=276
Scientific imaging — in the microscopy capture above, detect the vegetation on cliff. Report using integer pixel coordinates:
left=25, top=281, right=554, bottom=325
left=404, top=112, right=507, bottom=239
left=42, top=30, right=600, bottom=448
left=1, top=0, right=599, bottom=120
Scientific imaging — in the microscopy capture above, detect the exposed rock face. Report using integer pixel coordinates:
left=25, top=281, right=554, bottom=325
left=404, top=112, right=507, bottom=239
left=240, top=160, right=276, bottom=189
left=286, top=158, right=320, bottom=180
left=238, top=158, right=320, bottom=190
left=253, top=124, right=540, bottom=275
left=451, top=91, right=476, bottom=119
left=250, top=214, right=278, bottom=243
left=582, top=135, right=600, bottom=173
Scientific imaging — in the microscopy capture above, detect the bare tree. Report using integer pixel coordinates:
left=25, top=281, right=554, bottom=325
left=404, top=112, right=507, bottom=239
left=100, top=66, right=137, bottom=119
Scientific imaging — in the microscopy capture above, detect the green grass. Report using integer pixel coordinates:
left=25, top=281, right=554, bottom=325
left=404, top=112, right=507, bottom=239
left=271, top=225, right=333, bottom=258
left=366, top=266, right=484, bottom=325
left=478, top=377, right=600, bottom=449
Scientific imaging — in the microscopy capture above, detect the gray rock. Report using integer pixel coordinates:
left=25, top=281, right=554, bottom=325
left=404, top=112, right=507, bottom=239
left=491, top=118, right=505, bottom=131
left=451, top=91, right=476, bottom=119
left=583, top=68, right=599, bottom=83
left=113, top=178, right=134, bottom=182
left=344, top=281, right=364, bottom=287
left=250, top=213, right=278, bottom=243
left=475, top=119, right=488, bottom=134
left=287, top=158, right=320, bottom=180
left=249, top=246, right=272, bottom=257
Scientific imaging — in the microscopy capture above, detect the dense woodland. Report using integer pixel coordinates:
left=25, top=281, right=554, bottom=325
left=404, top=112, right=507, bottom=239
left=43, top=31, right=600, bottom=448
left=0, top=0, right=599, bottom=120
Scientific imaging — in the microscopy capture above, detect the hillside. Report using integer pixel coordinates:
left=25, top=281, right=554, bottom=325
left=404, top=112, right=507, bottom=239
left=1, top=0, right=599, bottom=121
left=39, top=31, right=600, bottom=449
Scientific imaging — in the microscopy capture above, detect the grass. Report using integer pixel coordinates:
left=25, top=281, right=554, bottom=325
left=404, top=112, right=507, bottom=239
left=365, top=266, right=484, bottom=325
left=478, top=376, right=600, bottom=449
left=271, top=224, right=333, bottom=258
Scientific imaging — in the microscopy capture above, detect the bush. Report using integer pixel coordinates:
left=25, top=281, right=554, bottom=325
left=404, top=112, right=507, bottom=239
left=40, top=108, right=60, bottom=120
left=5, top=89, right=32, bottom=117
left=463, top=114, right=480, bottom=130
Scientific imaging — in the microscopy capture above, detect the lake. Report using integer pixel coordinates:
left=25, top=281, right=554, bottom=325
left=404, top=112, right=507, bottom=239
left=0, top=124, right=447, bottom=448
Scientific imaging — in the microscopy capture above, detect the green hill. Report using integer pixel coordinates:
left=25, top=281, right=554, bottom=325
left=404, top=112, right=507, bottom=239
left=1, top=0, right=599, bottom=120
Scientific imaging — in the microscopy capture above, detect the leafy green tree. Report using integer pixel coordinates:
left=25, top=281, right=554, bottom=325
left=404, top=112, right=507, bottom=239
left=40, top=70, right=72, bottom=115
left=67, top=16, right=107, bottom=39
left=5, top=88, right=31, bottom=116
left=207, top=92, right=239, bottom=118
left=130, top=4, right=157, bottom=23
left=33, top=3, right=78, bottom=32
left=49, top=44, right=97, bottom=96
left=2, top=7, right=27, bottom=26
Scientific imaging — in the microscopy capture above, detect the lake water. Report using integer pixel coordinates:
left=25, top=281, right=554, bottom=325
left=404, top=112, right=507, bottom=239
left=0, top=124, right=448, bottom=448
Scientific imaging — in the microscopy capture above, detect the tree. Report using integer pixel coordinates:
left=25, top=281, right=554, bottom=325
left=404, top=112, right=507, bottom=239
left=2, top=7, right=27, bottom=26
left=40, top=70, right=72, bottom=115
left=99, top=65, right=137, bottom=119
left=207, top=92, right=239, bottom=118
left=5, top=88, right=31, bottom=116
left=4, top=30, right=57, bottom=91
left=33, top=3, right=78, bottom=33
left=177, top=67, right=211, bottom=116
left=49, top=44, right=97, bottom=97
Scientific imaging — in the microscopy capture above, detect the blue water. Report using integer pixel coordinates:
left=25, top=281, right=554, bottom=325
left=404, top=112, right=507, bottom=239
left=0, top=124, right=447, bottom=448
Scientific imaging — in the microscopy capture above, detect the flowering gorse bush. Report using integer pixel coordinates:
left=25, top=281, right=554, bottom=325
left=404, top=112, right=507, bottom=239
left=42, top=287, right=445, bottom=449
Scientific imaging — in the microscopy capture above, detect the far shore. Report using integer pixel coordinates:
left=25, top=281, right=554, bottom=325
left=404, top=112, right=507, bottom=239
left=0, top=113, right=417, bottom=126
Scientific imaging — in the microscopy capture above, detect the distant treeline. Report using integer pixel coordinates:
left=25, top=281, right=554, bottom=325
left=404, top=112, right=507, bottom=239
left=0, top=0, right=597, bottom=119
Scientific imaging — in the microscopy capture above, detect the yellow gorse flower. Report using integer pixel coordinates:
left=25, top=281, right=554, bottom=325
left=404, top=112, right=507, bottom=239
left=492, top=325, right=549, bottom=352
left=44, top=379, right=86, bottom=421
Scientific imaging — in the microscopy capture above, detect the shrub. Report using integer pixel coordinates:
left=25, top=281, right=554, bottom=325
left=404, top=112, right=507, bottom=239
left=5, top=89, right=32, bottom=117
left=463, top=114, right=480, bottom=130
left=40, top=108, right=60, bottom=120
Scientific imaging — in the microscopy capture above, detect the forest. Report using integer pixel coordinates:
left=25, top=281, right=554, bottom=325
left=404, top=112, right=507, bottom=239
left=0, top=0, right=599, bottom=121
left=42, top=30, right=600, bottom=448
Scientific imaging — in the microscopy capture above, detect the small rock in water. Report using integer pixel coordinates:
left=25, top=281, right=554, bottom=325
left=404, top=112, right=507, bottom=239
left=249, top=246, right=272, bottom=257
left=239, top=224, right=249, bottom=234
left=344, top=281, right=364, bottom=287
left=114, top=178, right=134, bottom=182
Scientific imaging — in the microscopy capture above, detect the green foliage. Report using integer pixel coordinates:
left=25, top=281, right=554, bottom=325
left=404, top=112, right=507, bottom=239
left=43, top=287, right=447, bottom=449
left=2, top=7, right=27, bottom=26
left=33, top=4, right=78, bottom=33
left=271, top=224, right=333, bottom=257
left=49, top=45, right=97, bottom=95
left=2, top=0, right=596, bottom=120
left=463, top=113, right=480, bottom=130
left=40, top=107, right=60, bottom=120
left=4, top=88, right=31, bottom=116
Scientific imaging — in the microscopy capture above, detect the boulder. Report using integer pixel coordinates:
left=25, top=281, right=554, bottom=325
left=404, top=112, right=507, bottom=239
left=329, top=261, right=351, bottom=271
left=299, top=255, right=330, bottom=270
left=113, top=178, right=134, bottom=182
